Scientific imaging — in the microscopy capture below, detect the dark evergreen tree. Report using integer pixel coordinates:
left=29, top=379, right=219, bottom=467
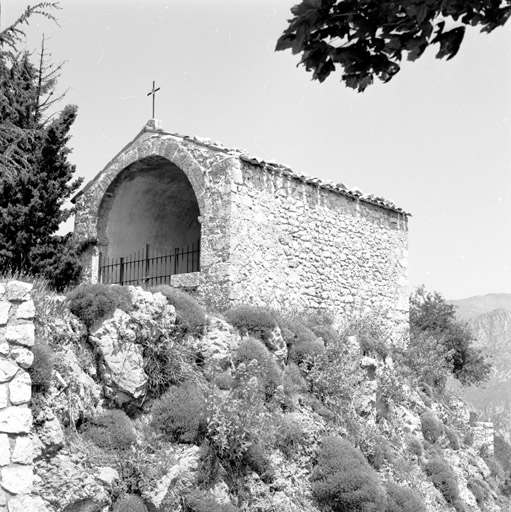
left=0, top=3, right=84, bottom=290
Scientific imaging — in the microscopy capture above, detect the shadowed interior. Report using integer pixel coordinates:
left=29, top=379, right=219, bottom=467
left=98, top=156, right=201, bottom=261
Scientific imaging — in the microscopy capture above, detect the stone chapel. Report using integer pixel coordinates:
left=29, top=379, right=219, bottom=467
left=73, top=119, right=410, bottom=332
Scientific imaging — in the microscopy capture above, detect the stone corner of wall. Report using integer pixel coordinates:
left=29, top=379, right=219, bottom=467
left=0, top=281, right=36, bottom=508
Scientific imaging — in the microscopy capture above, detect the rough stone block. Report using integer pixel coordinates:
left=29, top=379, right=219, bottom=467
left=0, top=464, right=33, bottom=494
left=0, top=305, right=10, bottom=326
left=8, top=347, right=33, bottom=370
left=0, top=434, right=9, bottom=466
left=11, top=436, right=32, bottom=464
left=0, top=285, right=5, bottom=298
left=170, top=271, right=200, bottom=288
left=6, top=495, right=48, bottom=512
left=15, top=301, right=35, bottom=321
left=0, top=360, right=18, bottom=383
left=5, top=283, right=32, bottom=303
left=0, top=384, right=7, bottom=409
left=4, top=325, right=35, bottom=347
left=9, top=372, right=31, bottom=405
left=0, top=344, right=7, bottom=357
left=0, top=407, right=32, bottom=434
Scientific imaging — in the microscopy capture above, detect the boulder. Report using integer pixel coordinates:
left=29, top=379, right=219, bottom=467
left=197, top=316, right=240, bottom=371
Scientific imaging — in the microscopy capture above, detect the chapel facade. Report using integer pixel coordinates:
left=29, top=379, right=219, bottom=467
left=73, top=119, right=410, bottom=334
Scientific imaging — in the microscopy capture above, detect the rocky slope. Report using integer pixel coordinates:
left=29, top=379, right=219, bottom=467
left=26, top=285, right=511, bottom=511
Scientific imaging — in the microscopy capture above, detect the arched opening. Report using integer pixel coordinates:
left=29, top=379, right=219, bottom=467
left=97, top=155, right=201, bottom=284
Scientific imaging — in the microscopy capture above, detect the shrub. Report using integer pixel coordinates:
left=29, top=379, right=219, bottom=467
left=184, top=489, right=239, bottom=512
left=283, top=362, right=308, bottom=397
left=151, top=285, right=205, bottom=336
left=204, top=378, right=274, bottom=492
left=277, top=314, right=324, bottom=365
left=29, top=342, right=55, bottom=393
left=311, top=436, right=386, bottom=511
left=366, top=437, right=394, bottom=470
left=406, top=436, right=423, bottom=458
left=385, top=482, right=427, bottom=512
left=112, top=494, right=147, bottom=512
left=224, top=305, right=276, bottom=343
left=444, top=427, right=460, bottom=450
left=275, top=414, right=306, bottom=458
left=468, top=477, right=490, bottom=507
left=150, top=382, right=206, bottom=444
left=234, top=338, right=282, bottom=400
left=214, top=371, right=234, bottom=390
left=425, top=458, right=460, bottom=505
left=421, top=411, right=443, bottom=443
left=83, top=409, right=136, bottom=451
left=137, top=319, right=196, bottom=398
left=67, top=283, right=132, bottom=330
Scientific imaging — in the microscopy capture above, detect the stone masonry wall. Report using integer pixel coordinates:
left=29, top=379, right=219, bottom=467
left=228, top=162, right=409, bottom=339
left=0, top=282, right=39, bottom=512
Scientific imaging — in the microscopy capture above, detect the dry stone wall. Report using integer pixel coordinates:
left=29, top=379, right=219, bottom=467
left=0, top=282, right=42, bottom=512
left=228, top=162, right=409, bottom=336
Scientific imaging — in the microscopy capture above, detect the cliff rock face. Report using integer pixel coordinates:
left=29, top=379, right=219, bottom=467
left=463, top=309, right=511, bottom=441
left=25, top=287, right=511, bottom=512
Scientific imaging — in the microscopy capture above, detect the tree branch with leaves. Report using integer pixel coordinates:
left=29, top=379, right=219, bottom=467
left=276, top=0, right=511, bottom=92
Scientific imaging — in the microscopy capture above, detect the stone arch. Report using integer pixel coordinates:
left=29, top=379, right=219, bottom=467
left=97, top=155, right=201, bottom=260
left=90, top=137, right=207, bottom=263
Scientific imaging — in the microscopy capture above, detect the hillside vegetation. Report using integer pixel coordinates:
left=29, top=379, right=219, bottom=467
left=26, top=281, right=510, bottom=511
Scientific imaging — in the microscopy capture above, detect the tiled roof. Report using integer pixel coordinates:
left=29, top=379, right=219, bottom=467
left=172, top=131, right=410, bottom=216
left=74, top=121, right=410, bottom=216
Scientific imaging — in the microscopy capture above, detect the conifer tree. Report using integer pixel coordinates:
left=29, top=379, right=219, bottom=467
left=0, top=3, right=84, bottom=289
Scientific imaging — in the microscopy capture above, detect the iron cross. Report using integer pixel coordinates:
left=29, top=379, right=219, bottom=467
left=147, top=81, right=161, bottom=118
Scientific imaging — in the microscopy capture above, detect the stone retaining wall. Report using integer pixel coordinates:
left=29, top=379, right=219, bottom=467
left=0, top=281, right=38, bottom=512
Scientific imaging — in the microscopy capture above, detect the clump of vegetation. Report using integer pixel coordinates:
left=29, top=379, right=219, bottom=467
left=151, top=285, right=206, bottom=336
left=468, top=477, right=491, bottom=508
left=445, top=426, right=460, bottom=450
left=83, top=409, right=136, bottom=452
left=233, top=337, right=282, bottom=400
left=425, top=458, right=461, bottom=508
left=406, top=436, right=423, bottom=459
left=112, top=494, right=148, bottom=512
left=67, top=283, right=132, bottom=330
left=29, top=341, right=55, bottom=393
left=150, top=382, right=206, bottom=444
left=384, top=482, right=427, bottom=512
left=136, top=318, right=196, bottom=398
left=203, top=370, right=274, bottom=494
left=224, top=305, right=277, bottom=344
left=183, top=489, right=239, bottom=512
left=420, top=411, right=443, bottom=444
left=410, top=286, right=491, bottom=386
left=275, top=414, right=306, bottom=458
left=311, top=436, right=386, bottom=511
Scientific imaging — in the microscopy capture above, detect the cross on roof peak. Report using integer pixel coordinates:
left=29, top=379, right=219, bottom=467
left=147, top=81, right=161, bottom=119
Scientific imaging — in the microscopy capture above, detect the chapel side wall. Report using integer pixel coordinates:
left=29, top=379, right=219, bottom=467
left=228, top=163, right=409, bottom=340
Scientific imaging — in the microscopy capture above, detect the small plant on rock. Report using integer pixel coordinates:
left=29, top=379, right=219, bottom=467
left=151, top=285, right=206, bottom=336
left=67, top=283, right=132, bottom=330
left=385, top=482, right=427, bottom=512
left=112, top=494, right=148, bottom=512
left=83, top=409, right=137, bottom=452
left=29, top=341, right=55, bottom=393
left=233, top=337, right=282, bottom=400
left=311, top=435, right=386, bottom=511
left=425, top=458, right=461, bottom=508
left=183, top=489, right=239, bottom=512
left=224, top=305, right=277, bottom=344
left=420, top=410, right=443, bottom=444
left=150, top=382, right=206, bottom=444
left=275, top=414, right=306, bottom=458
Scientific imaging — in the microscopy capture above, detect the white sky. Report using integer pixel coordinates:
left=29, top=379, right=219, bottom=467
left=4, top=0, right=511, bottom=300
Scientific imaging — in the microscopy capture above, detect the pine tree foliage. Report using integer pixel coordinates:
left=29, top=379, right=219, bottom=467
left=0, top=3, right=84, bottom=289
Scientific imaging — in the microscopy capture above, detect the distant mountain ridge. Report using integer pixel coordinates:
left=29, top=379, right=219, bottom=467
left=448, top=293, right=511, bottom=320
left=447, top=293, right=511, bottom=441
